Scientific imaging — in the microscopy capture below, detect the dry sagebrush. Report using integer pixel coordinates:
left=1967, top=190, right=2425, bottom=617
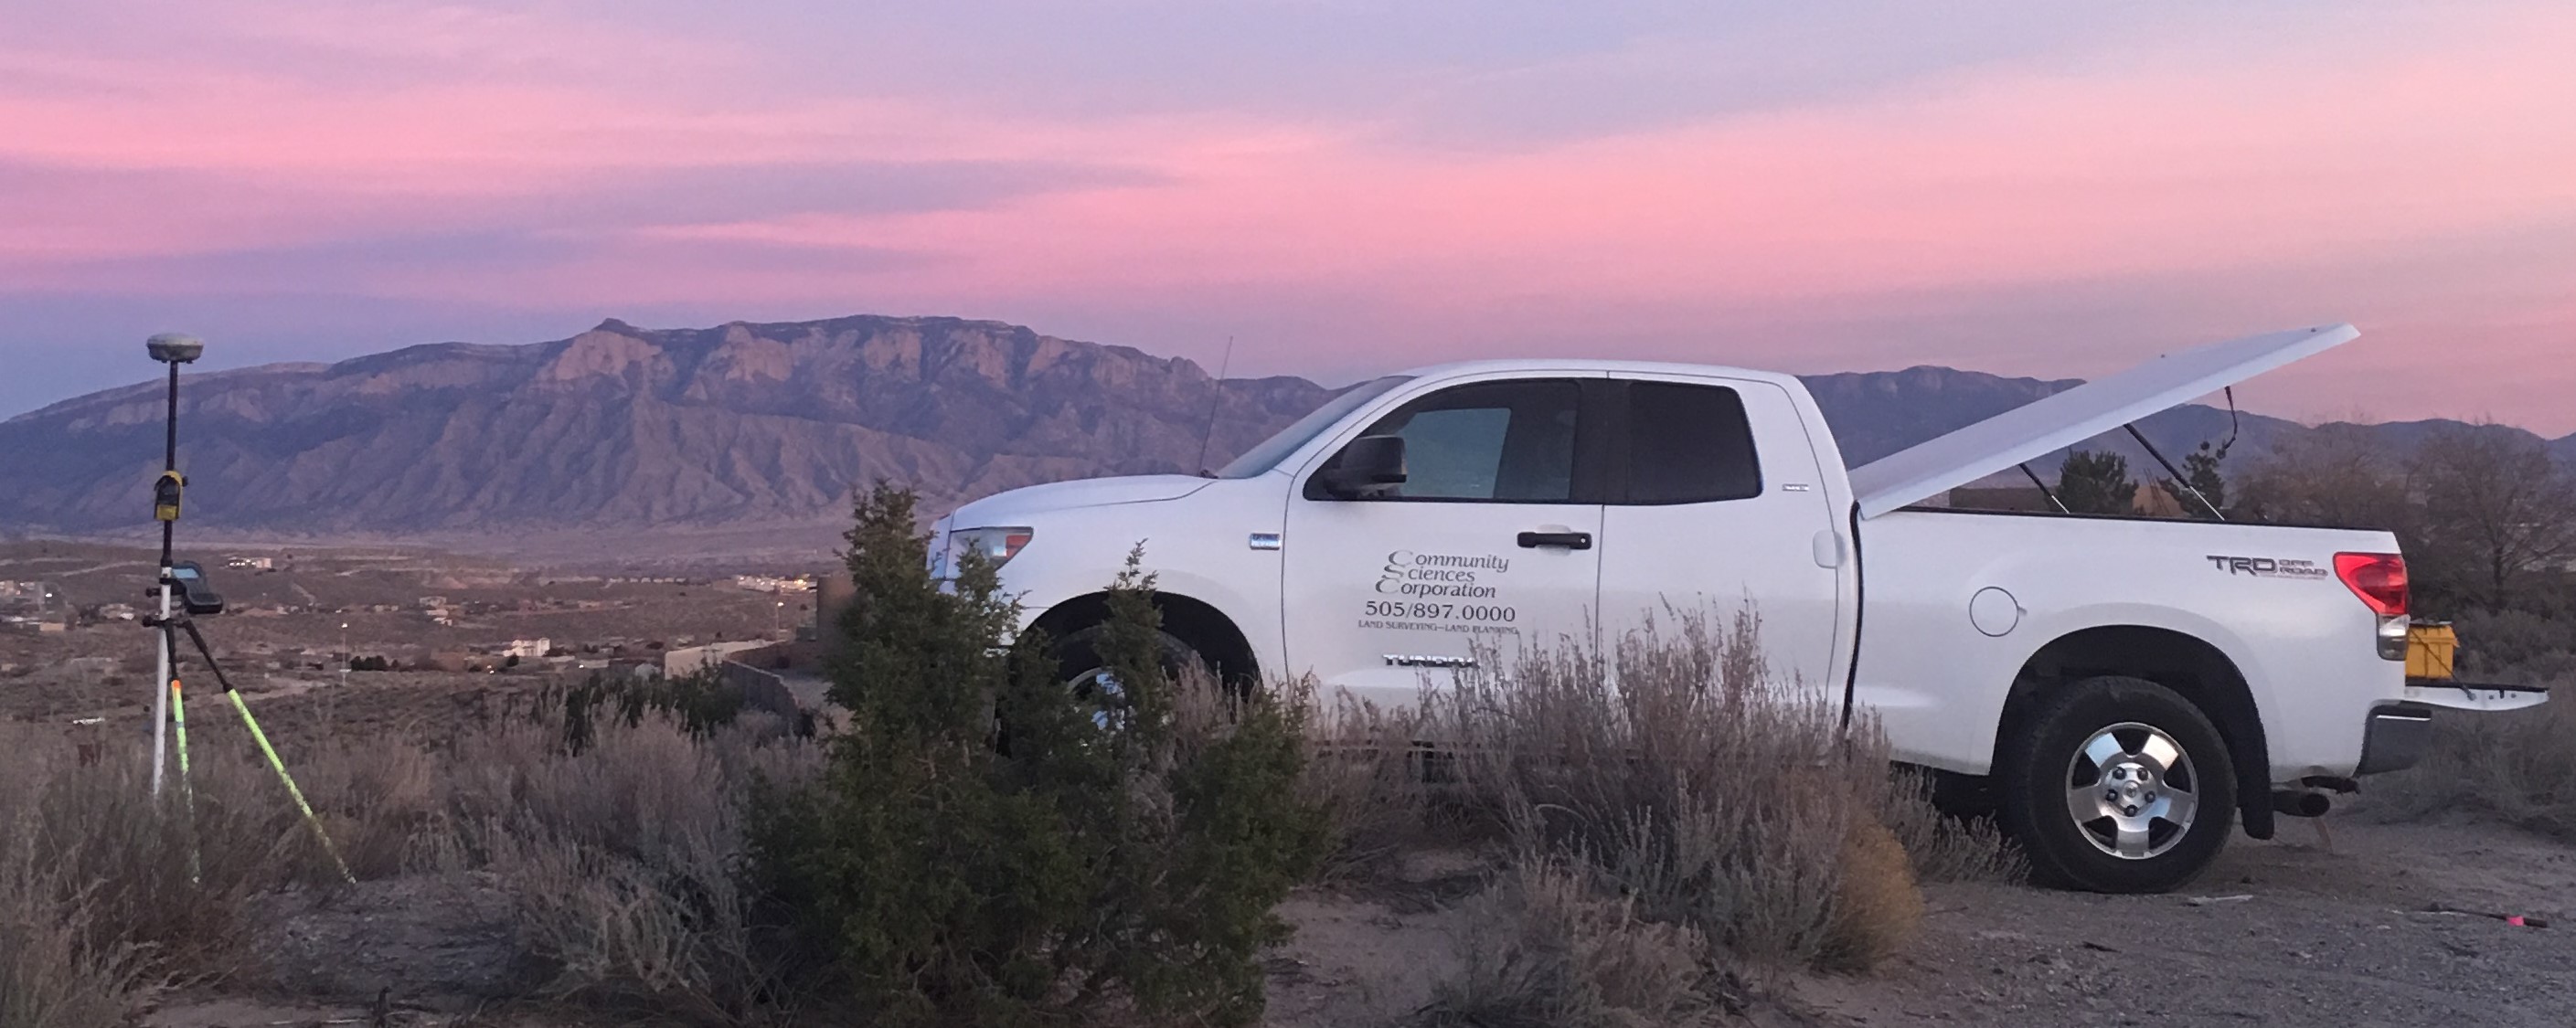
left=2368, top=666, right=2576, bottom=839
left=1424, top=609, right=2015, bottom=981
left=0, top=694, right=819, bottom=1028
left=0, top=721, right=315, bottom=1028
left=1423, top=858, right=1713, bottom=1028
left=421, top=709, right=820, bottom=1023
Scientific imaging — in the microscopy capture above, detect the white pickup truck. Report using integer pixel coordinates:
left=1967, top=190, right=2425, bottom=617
left=932, top=324, right=2543, bottom=892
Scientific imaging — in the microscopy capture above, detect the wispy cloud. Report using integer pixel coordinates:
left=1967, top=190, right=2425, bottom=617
left=2, top=1, right=2570, bottom=434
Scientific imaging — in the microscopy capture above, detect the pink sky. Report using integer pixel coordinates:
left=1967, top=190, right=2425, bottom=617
left=4, top=1, right=2572, bottom=435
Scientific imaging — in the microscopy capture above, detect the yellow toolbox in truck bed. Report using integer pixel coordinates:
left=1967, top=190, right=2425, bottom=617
left=2407, top=622, right=2457, bottom=681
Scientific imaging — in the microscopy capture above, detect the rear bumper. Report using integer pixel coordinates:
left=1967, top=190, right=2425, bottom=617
left=2404, top=680, right=2551, bottom=713
left=2352, top=684, right=2552, bottom=777
left=2355, top=703, right=2433, bottom=776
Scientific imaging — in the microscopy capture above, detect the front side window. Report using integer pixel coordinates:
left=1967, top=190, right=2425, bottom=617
left=1620, top=381, right=1762, bottom=503
left=1218, top=375, right=1413, bottom=479
left=1317, top=379, right=1581, bottom=502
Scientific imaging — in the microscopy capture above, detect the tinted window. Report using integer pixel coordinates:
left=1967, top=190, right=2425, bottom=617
left=1327, top=379, right=1581, bottom=502
left=1622, top=382, right=1762, bottom=503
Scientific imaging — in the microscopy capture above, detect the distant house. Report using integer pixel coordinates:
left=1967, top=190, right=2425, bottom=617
left=663, top=640, right=772, bottom=678
left=504, top=638, right=552, bottom=659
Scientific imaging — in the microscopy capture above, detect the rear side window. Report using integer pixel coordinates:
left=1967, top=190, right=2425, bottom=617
left=1621, top=381, right=1762, bottom=503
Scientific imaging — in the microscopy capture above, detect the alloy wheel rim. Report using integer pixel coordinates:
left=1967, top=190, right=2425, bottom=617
left=2064, top=721, right=2200, bottom=861
left=1068, top=667, right=1129, bottom=732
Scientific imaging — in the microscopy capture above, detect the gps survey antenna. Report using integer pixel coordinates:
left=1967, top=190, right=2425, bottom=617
left=135, top=332, right=353, bottom=882
left=146, top=333, right=200, bottom=797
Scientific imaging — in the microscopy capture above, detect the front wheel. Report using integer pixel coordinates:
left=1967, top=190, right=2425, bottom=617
left=1997, top=676, right=2237, bottom=894
left=1049, top=625, right=1204, bottom=730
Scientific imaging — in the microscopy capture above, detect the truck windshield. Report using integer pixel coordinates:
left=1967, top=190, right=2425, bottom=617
left=1215, top=375, right=1413, bottom=479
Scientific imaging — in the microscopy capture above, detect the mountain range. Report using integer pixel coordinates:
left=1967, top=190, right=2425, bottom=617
left=5, top=314, right=2569, bottom=551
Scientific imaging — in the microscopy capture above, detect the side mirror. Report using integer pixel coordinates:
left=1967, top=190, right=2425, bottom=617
left=1319, top=435, right=1407, bottom=498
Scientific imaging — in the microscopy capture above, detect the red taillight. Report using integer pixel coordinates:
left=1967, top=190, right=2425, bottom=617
left=2335, top=553, right=2409, bottom=617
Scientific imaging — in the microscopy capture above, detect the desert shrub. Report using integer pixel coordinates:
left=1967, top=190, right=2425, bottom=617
left=1821, top=820, right=1923, bottom=972
left=0, top=858, right=149, bottom=1028
left=750, top=483, right=1328, bottom=1027
left=1877, top=768, right=2025, bottom=886
left=1427, top=608, right=1995, bottom=974
left=0, top=726, right=313, bottom=962
left=1421, top=859, right=1712, bottom=1028
left=2448, top=607, right=2576, bottom=681
left=0, top=666, right=819, bottom=1024
left=292, top=737, right=446, bottom=881
left=2368, top=666, right=2576, bottom=840
left=457, top=714, right=817, bottom=1023
left=0, top=722, right=320, bottom=1024
left=1294, top=684, right=1451, bottom=884
left=543, top=667, right=776, bottom=753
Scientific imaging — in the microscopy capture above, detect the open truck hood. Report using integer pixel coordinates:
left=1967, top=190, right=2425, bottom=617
left=1847, top=323, right=2361, bottom=519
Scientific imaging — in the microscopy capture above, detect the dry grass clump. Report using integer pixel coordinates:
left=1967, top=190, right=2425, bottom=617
left=2368, top=666, right=2576, bottom=839
left=0, top=684, right=819, bottom=1027
left=1394, top=608, right=2022, bottom=1024
left=0, top=851, right=151, bottom=1028
left=1421, top=859, right=1713, bottom=1028
left=1295, top=684, right=1452, bottom=885
left=1429, top=609, right=1960, bottom=972
left=1824, top=820, right=1925, bottom=972
left=0, top=721, right=313, bottom=1028
left=436, top=713, right=820, bottom=1022
left=0, top=725, right=323, bottom=949
left=1879, top=768, right=2026, bottom=886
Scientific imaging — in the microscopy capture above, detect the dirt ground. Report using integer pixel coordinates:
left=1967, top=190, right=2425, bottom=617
left=141, top=810, right=2576, bottom=1027
left=1269, top=810, right=2576, bottom=1028
left=1791, top=812, right=2576, bottom=1027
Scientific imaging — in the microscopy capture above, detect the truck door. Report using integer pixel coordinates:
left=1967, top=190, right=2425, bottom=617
left=1281, top=376, right=1605, bottom=708
left=1593, top=376, right=1845, bottom=699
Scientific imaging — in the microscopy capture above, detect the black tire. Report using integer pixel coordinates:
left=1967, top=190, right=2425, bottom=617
left=1997, top=676, right=2237, bottom=894
left=1048, top=625, right=1209, bottom=725
left=1050, top=625, right=1203, bottom=687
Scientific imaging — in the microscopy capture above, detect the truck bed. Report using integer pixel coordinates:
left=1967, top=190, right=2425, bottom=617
left=1852, top=506, right=2406, bottom=782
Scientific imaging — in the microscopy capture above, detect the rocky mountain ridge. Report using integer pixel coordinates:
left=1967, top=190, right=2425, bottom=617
left=3, top=314, right=2564, bottom=545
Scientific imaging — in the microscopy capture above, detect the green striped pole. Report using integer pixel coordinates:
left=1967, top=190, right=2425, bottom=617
left=228, top=690, right=354, bottom=885
left=175, top=617, right=354, bottom=885
left=171, top=673, right=200, bottom=885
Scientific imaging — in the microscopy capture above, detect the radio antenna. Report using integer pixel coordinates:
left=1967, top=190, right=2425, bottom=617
left=1193, top=334, right=1236, bottom=477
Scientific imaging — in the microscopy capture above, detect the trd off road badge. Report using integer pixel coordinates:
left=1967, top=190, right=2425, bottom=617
left=2204, top=555, right=2331, bottom=580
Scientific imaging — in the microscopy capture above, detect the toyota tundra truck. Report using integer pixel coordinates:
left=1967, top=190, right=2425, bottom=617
left=931, top=324, right=2545, bottom=893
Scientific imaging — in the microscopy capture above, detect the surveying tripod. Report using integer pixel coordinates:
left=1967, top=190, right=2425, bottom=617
left=141, top=599, right=354, bottom=885
left=142, top=332, right=352, bottom=885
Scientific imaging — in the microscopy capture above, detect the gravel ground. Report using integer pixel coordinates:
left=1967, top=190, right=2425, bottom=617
left=1794, top=814, right=2576, bottom=1027
left=144, top=811, right=2576, bottom=1027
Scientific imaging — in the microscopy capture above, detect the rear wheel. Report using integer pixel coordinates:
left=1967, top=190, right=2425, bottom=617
left=1998, top=676, right=2236, bottom=894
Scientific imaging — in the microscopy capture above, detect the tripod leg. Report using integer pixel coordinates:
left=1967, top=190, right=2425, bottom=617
left=225, top=691, right=353, bottom=884
left=177, top=619, right=355, bottom=885
left=171, top=667, right=200, bottom=885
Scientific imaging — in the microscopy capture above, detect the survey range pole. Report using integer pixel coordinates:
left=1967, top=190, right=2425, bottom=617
left=146, top=334, right=202, bottom=798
